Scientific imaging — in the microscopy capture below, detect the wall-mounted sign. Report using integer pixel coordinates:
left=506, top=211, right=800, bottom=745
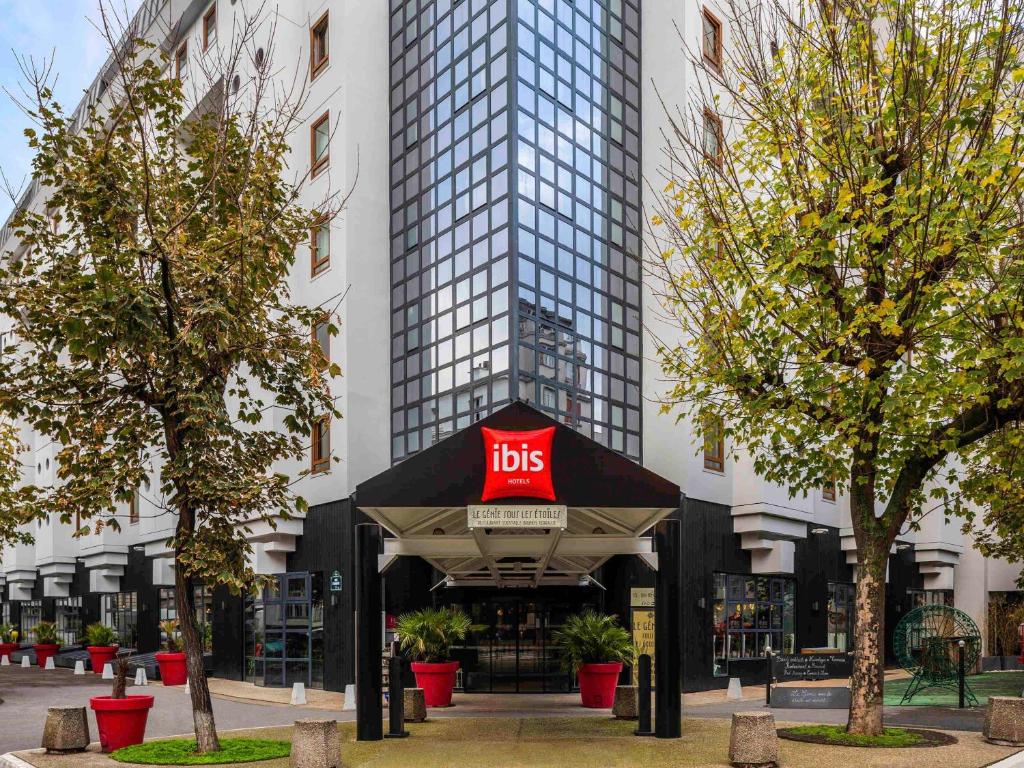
left=481, top=426, right=556, bottom=501
left=467, top=504, right=567, bottom=529
left=329, top=570, right=342, bottom=592
left=631, top=587, right=654, bottom=608
left=632, top=609, right=655, bottom=684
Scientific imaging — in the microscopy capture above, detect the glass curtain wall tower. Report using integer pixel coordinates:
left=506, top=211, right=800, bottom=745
left=389, top=0, right=642, bottom=462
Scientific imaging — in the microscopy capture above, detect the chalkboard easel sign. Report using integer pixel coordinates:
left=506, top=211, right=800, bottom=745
left=771, top=686, right=851, bottom=709
left=771, top=653, right=852, bottom=681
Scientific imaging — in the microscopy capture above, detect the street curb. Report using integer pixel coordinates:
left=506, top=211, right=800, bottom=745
left=989, top=750, right=1024, bottom=768
left=0, top=753, right=37, bottom=768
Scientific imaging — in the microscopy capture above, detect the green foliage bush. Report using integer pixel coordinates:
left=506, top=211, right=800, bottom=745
left=84, top=622, right=118, bottom=647
left=551, top=611, right=635, bottom=672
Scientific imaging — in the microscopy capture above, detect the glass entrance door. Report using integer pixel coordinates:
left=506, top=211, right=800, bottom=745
left=244, top=572, right=324, bottom=689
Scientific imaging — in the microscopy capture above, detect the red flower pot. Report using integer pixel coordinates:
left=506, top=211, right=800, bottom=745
left=33, top=644, right=60, bottom=669
left=90, top=695, right=154, bottom=753
left=577, top=662, right=623, bottom=708
left=87, top=646, right=119, bottom=675
left=155, top=652, right=187, bottom=685
left=0, top=642, right=17, bottom=662
left=410, top=661, right=460, bottom=707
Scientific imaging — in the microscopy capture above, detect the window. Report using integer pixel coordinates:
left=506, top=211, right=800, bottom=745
left=20, top=600, right=42, bottom=639
left=312, top=415, right=330, bottom=473
left=102, top=592, right=138, bottom=647
left=703, top=415, right=725, bottom=472
left=175, top=42, right=188, bottom=80
left=702, top=109, right=723, bottom=166
left=55, top=597, right=82, bottom=646
left=310, top=12, right=329, bottom=79
left=702, top=8, right=723, bottom=72
left=827, top=582, right=854, bottom=652
left=129, top=490, right=140, bottom=524
left=313, top=315, right=330, bottom=372
left=822, top=478, right=836, bottom=502
left=907, top=589, right=954, bottom=609
left=311, top=218, right=330, bottom=275
left=541, top=386, right=556, bottom=409
left=202, top=4, right=217, bottom=50
left=311, top=112, right=330, bottom=177
left=159, top=586, right=214, bottom=653
left=712, top=574, right=795, bottom=676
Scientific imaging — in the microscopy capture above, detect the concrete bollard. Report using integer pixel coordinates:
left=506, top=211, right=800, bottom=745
left=342, top=683, right=356, bottom=711
left=21, top=655, right=30, bottom=668
left=727, top=677, right=743, bottom=700
left=290, top=719, right=340, bottom=768
left=292, top=682, right=307, bottom=706
left=41, top=706, right=90, bottom=754
left=403, top=688, right=426, bottom=723
left=729, top=711, right=779, bottom=768
left=984, top=696, right=1024, bottom=746
left=45, top=656, right=56, bottom=670
left=134, top=668, right=148, bottom=686
left=73, top=660, right=85, bottom=675
left=612, top=685, right=638, bottom=719
left=101, top=663, right=113, bottom=680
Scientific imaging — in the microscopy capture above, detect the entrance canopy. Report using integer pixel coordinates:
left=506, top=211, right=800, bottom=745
left=355, top=402, right=681, bottom=588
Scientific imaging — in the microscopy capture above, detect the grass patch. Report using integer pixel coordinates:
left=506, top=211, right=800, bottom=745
left=780, top=725, right=929, bottom=747
left=110, top=738, right=291, bottom=765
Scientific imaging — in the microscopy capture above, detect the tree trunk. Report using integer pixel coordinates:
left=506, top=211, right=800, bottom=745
left=847, top=540, right=888, bottom=736
left=174, top=552, right=220, bottom=753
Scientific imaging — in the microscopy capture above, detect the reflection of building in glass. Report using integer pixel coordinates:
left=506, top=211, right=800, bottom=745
left=389, top=0, right=642, bottom=461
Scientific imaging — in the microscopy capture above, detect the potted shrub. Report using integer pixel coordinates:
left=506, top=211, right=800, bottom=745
left=31, top=621, right=61, bottom=669
left=552, top=610, right=635, bottom=708
left=396, top=607, right=473, bottom=707
left=155, top=619, right=187, bottom=685
left=84, top=623, right=119, bottom=675
left=90, top=652, right=153, bottom=752
left=0, top=625, right=18, bottom=662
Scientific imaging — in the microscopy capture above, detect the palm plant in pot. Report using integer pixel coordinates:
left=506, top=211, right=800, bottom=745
left=155, top=619, right=187, bottom=685
left=396, top=607, right=473, bottom=707
left=84, top=623, right=119, bottom=675
left=90, top=652, right=154, bottom=752
left=31, top=620, right=61, bottom=669
left=552, top=610, right=635, bottom=708
left=0, top=625, right=18, bottom=662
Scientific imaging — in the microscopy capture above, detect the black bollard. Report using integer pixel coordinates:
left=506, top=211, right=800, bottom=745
left=635, top=654, right=654, bottom=737
left=386, top=655, right=409, bottom=738
left=765, top=648, right=773, bottom=707
left=958, top=640, right=966, bottom=709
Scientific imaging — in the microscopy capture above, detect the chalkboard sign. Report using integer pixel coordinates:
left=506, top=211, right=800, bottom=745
left=771, top=654, right=851, bottom=681
left=771, top=686, right=851, bottom=709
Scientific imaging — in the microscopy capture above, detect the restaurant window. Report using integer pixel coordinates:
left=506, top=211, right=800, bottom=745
left=311, top=218, right=330, bottom=276
left=202, top=4, right=217, bottom=51
left=712, top=573, right=795, bottom=677
left=310, top=12, right=329, bottom=79
left=827, top=582, right=854, bottom=651
left=702, top=109, right=723, bottom=166
left=703, top=415, right=725, bottom=472
left=702, top=8, right=723, bottom=73
left=310, top=112, right=330, bottom=177
left=907, top=588, right=954, bottom=609
left=175, top=42, right=188, bottom=80
left=311, top=415, right=330, bottom=473
left=313, top=315, right=330, bottom=372
left=20, top=599, right=42, bottom=639
left=158, top=586, right=214, bottom=653
left=102, top=592, right=138, bottom=648
left=55, top=597, right=83, bottom=646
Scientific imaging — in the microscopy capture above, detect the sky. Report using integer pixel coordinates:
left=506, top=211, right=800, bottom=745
left=0, top=0, right=141, bottom=224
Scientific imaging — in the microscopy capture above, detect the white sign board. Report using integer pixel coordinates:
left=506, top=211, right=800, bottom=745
left=631, top=587, right=655, bottom=607
left=467, top=504, right=567, bottom=529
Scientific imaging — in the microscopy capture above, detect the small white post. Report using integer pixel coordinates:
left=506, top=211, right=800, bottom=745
left=0, top=655, right=9, bottom=667
left=184, top=678, right=190, bottom=694
left=134, top=668, right=148, bottom=686
left=20, top=655, right=30, bottom=668
left=291, top=682, right=307, bottom=706
left=44, top=656, right=55, bottom=670
left=342, top=683, right=356, bottom=711
left=74, top=660, right=86, bottom=675
left=727, top=677, right=744, bottom=700
left=102, top=662, right=114, bottom=679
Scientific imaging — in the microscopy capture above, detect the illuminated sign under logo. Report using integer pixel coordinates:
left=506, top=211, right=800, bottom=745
left=480, top=426, right=556, bottom=502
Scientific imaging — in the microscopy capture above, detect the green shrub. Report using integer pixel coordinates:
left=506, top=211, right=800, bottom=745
left=84, top=623, right=118, bottom=647
left=32, top=621, right=59, bottom=645
left=0, top=624, right=16, bottom=643
left=396, top=607, right=474, bottom=663
left=551, top=610, right=635, bottom=672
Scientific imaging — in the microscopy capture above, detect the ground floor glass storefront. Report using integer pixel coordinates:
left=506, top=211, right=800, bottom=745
left=101, top=592, right=138, bottom=648
left=19, top=599, right=41, bottom=639
left=158, top=586, right=214, bottom=652
left=244, top=572, right=324, bottom=689
left=55, top=596, right=83, bottom=646
left=712, top=574, right=795, bottom=677
left=827, top=582, right=855, bottom=652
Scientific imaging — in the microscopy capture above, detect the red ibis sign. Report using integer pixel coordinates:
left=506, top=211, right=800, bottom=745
left=481, top=426, right=556, bottom=502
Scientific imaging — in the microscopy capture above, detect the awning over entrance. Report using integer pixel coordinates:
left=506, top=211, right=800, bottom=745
left=355, top=402, right=681, bottom=588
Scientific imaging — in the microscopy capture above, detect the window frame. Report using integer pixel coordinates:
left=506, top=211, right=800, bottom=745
left=311, top=415, right=331, bottom=474
left=822, top=480, right=836, bottom=502
left=702, top=108, right=724, bottom=168
left=310, top=216, right=330, bottom=276
left=312, top=314, right=330, bottom=373
left=175, top=42, right=188, bottom=80
left=310, top=112, right=330, bottom=178
left=703, top=415, right=725, bottom=472
left=202, top=4, right=217, bottom=51
left=310, top=11, right=330, bottom=80
left=129, top=490, right=140, bottom=524
left=702, top=7, right=723, bottom=73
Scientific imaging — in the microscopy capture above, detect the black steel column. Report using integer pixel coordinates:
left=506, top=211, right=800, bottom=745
left=355, top=523, right=383, bottom=741
left=654, top=517, right=682, bottom=739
